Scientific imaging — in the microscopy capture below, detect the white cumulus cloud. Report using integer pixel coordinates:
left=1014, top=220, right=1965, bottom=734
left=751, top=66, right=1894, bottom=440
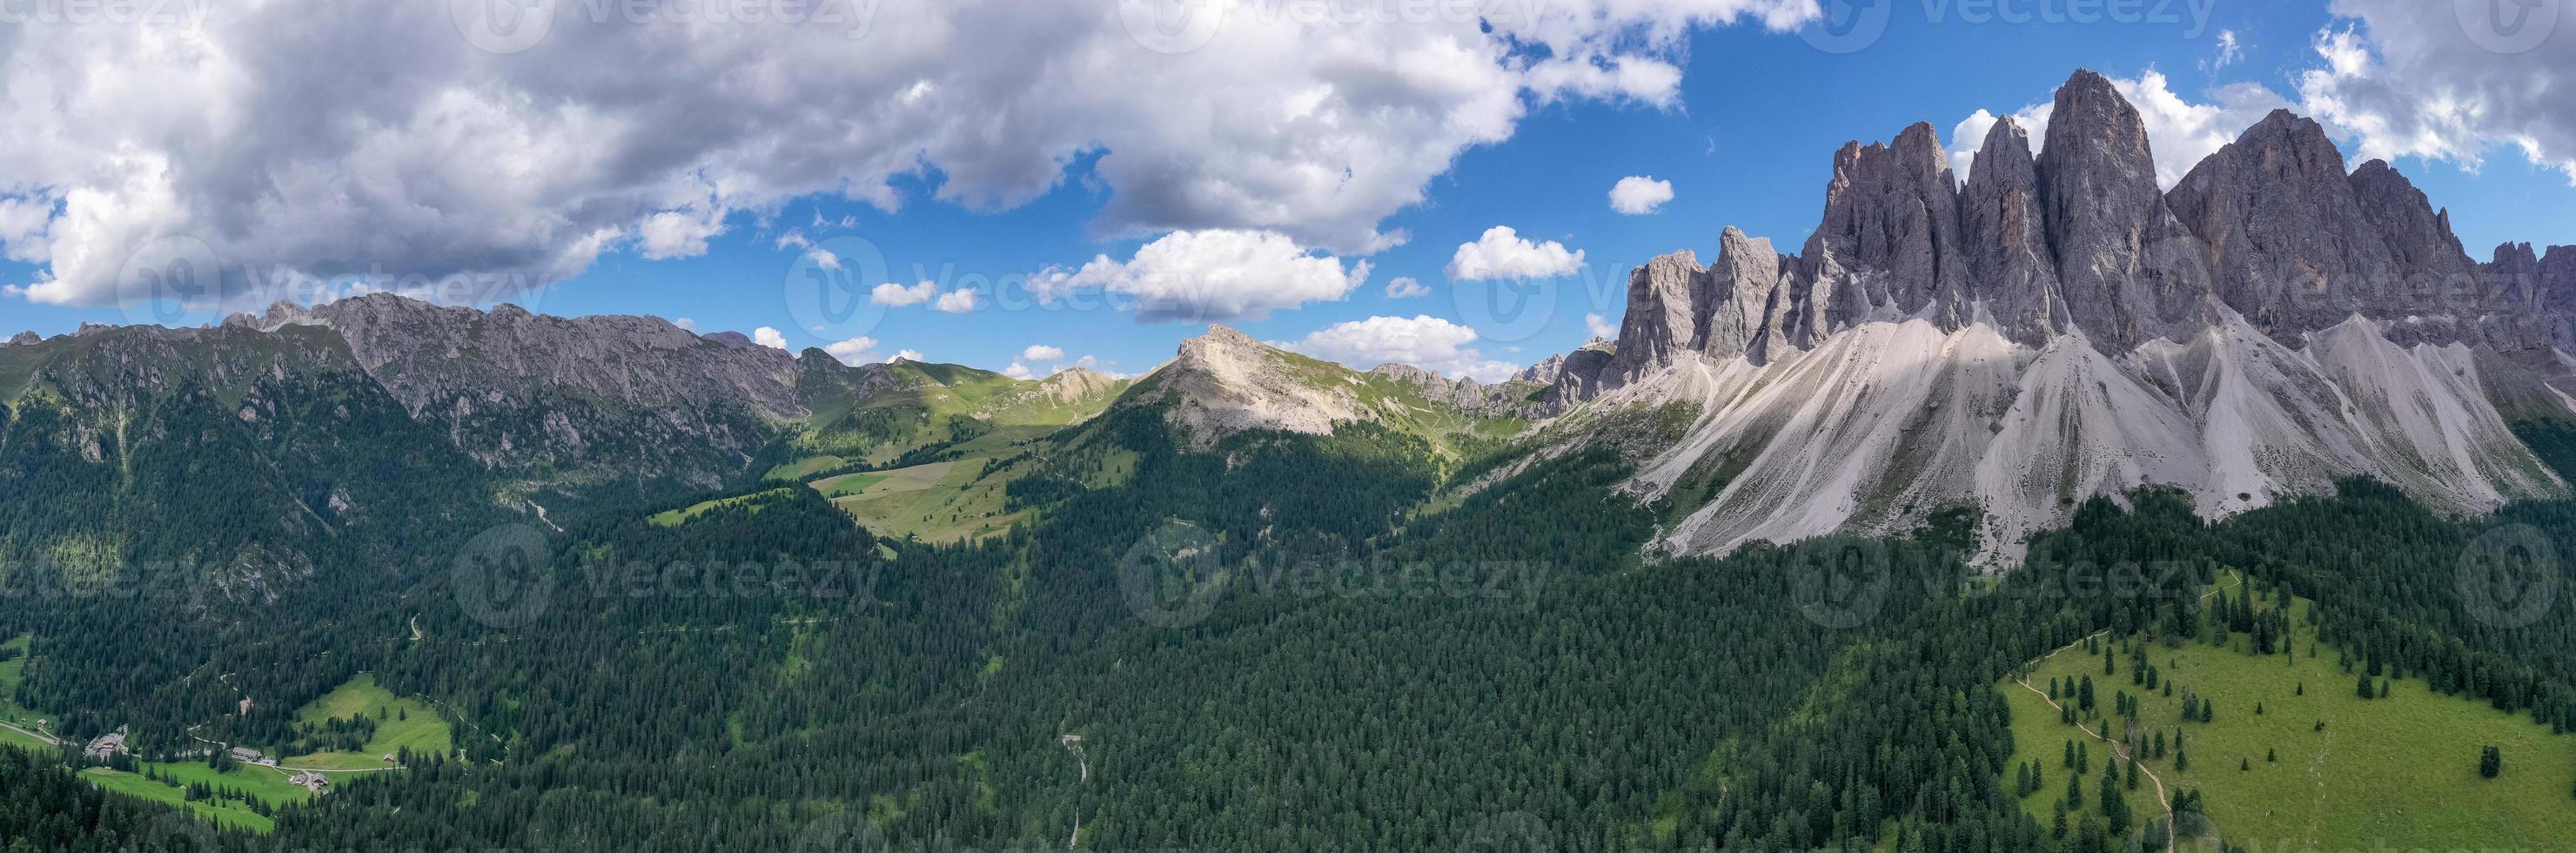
left=1286, top=314, right=1517, bottom=382
left=1385, top=276, right=1430, bottom=299
left=933, top=288, right=981, bottom=313
left=0, top=0, right=1817, bottom=310
left=824, top=335, right=882, bottom=365
left=872, top=280, right=939, bottom=307
left=1445, top=225, right=1584, bottom=281
left=1022, top=344, right=1064, bottom=361
left=754, top=326, right=789, bottom=350
left=1608, top=176, right=1675, bottom=214
left=1031, top=229, right=1370, bottom=323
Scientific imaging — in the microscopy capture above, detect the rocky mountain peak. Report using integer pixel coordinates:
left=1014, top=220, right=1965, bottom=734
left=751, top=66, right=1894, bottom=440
left=1557, top=65, right=2576, bottom=400
left=1698, top=226, right=1791, bottom=364
left=1607, top=250, right=1709, bottom=383
left=6, top=332, right=37, bottom=346
left=1148, top=325, right=1360, bottom=444
left=2037, top=68, right=2217, bottom=352
left=1960, top=114, right=2065, bottom=345
left=1801, top=120, right=1968, bottom=336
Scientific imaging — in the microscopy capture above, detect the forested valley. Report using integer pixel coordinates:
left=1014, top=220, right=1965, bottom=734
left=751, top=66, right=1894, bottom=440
left=3, top=364, right=2574, bottom=851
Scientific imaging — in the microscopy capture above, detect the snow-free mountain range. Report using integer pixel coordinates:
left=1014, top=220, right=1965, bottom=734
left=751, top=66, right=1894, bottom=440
left=10, top=70, right=2576, bottom=565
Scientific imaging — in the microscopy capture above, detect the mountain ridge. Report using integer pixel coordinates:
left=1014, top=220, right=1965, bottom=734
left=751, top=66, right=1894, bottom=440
left=1541, top=68, right=2576, bottom=562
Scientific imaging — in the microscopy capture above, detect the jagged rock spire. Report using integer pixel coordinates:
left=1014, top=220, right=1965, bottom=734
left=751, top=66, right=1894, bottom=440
left=1608, top=250, right=1709, bottom=382
left=2038, top=68, right=2214, bottom=352
left=1699, top=226, right=1790, bottom=364
left=1798, top=122, right=1969, bottom=339
left=1959, top=115, right=2065, bottom=346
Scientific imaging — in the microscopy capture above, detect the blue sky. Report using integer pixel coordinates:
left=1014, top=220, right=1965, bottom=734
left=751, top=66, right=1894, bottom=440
left=10, top=0, right=2576, bottom=381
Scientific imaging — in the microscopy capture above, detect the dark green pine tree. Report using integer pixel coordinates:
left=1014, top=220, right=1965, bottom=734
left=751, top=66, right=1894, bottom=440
left=2480, top=746, right=2502, bottom=779
left=2100, top=769, right=2130, bottom=836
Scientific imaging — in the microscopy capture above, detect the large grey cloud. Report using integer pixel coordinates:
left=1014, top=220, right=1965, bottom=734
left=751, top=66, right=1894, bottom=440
left=2298, top=0, right=2576, bottom=182
left=0, top=0, right=1816, bottom=312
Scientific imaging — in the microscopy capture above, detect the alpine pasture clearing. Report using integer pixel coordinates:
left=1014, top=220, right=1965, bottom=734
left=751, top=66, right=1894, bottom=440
left=2000, top=578, right=2576, bottom=851
left=282, top=673, right=453, bottom=769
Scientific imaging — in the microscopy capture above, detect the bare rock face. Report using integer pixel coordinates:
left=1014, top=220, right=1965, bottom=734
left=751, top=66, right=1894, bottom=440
left=1535, top=341, right=1617, bottom=413
left=2349, top=159, right=2475, bottom=286
left=1959, top=116, right=2066, bottom=346
left=2536, top=245, right=2576, bottom=349
left=6, top=332, right=37, bottom=346
left=2472, top=243, right=2576, bottom=351
left=2038, top=69, right=2214, bottom=352
left=1698, top=227, right=1790, bottom=363
left=247, top=292, right=833, bottom=489
left=1366, top=364, right=1546, bottom=419
left=1798, top=122, right=1969, bottom=336
left=2167, top=110, right=2404, bottom=336
left=1144, top=325, right=1359, bottom=445
left=1027, top=367, right=1119, bottom=405
left=1608, top=251, right=1711, bottom=382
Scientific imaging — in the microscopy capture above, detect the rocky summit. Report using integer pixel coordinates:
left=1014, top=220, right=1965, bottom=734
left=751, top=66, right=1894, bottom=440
left=1541, top=68, right=2576, bottom=562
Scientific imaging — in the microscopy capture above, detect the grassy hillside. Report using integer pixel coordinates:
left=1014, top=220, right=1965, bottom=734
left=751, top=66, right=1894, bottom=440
left=781, top=361, right=1129, bottom=471
left=1999, top=573, right=2576, bottom=850
left=78, top=762, right=299, bottom=831
left=648, top=487, right=801, bottom=527
left=282, top=673, right=453, bottom=769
